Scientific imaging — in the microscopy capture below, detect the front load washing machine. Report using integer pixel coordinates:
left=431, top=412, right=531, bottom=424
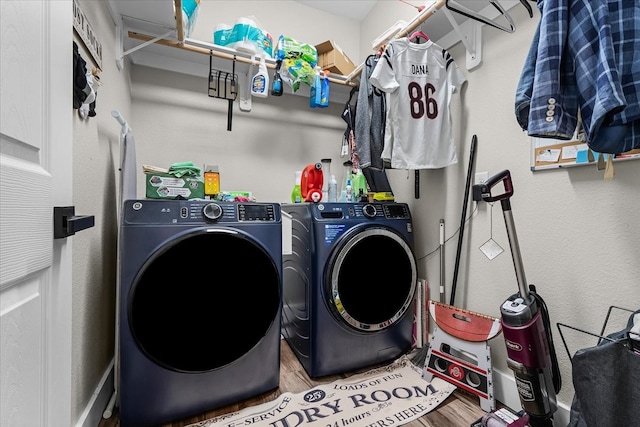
left=282, top=202, right=417, bottom=378
left=118, top=199, right=282, bottom=427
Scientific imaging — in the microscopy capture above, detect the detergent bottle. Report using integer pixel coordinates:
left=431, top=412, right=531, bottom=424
left=352, top=168, right=367, bottom=201
left=251, top=55, right=269, bottom=98
left=301, top=163, right=324, bottom=203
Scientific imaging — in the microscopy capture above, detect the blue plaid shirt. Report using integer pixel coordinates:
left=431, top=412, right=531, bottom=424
left=516, top=0, right=640, bottom=152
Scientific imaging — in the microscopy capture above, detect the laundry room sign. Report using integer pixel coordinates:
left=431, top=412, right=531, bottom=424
left=73, top=0, right=102, bottom=69
left=188, top=356, right=456, bottom=427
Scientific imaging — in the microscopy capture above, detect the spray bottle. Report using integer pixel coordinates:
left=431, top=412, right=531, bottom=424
left=271, top=60, right=283, bottom=96
left=251, top=55, right=269, bottom=98
left=310, top=69, right=330, bottom=108
left=291, top=171, right=302, bottom=203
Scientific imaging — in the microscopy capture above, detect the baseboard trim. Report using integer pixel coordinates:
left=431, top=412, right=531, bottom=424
left=493, top=368, right=570, bottom=427
left=75, top=359, right=115, bottom=427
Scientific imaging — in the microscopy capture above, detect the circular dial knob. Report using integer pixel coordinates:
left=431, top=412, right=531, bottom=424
left=362, top=204, right=377, bottom=218
left=202, top=203, right=223, bottom=220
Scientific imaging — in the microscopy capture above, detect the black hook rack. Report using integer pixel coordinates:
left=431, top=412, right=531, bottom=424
left=208, top=52, right=238, bottom=131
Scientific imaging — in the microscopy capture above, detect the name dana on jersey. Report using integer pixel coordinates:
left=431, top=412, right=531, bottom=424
left=401, top=61, right=440, bottom=79
left=411, top=63, right=429, bottom=75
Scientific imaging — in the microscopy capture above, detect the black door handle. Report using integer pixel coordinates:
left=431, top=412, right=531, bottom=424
left=53, top=206, right=95, bottom=239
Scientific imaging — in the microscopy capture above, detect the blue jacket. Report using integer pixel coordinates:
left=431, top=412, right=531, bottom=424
left=515, top=0, right=640, bottom=153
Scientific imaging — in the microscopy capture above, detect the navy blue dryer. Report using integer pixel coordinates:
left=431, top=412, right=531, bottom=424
left=118, top=200, right=282, bottom=427
left=282, top=202, right=417, bottom=378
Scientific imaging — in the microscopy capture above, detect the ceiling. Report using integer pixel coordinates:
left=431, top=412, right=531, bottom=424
left=292, top=0, right=379, bottom=21
left=291, top=1, right=530, bottom=41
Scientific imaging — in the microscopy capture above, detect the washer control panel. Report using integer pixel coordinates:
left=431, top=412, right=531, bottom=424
left=202, top=203, right=223, bottom=220
left=313, top=203, right=410, bottom=220
left=382, top=203, right=410, bottom=219
left=362, top=204, right=378, bottom=218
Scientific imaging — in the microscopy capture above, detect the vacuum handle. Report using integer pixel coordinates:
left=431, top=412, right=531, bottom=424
left=474, top=169, right=530, bottom=299
left=473, top=169, right=513, bottom=206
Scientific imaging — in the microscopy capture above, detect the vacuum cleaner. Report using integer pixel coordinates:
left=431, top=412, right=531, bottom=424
left=472, top=170, right=561, bottom=427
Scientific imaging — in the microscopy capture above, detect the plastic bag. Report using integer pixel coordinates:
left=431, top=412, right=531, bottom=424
left=276, top=35, right=317, bottom=92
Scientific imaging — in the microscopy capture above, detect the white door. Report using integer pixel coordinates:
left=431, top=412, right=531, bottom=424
left=1, top=1, right=73, bottom=426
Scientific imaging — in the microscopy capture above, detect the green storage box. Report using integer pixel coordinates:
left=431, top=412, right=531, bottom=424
left=145, top=173, right=204, bottom=199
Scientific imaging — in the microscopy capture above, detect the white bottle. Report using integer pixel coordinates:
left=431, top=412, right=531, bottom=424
left=345, top=179, right=353, bottom=202
left=320, top=158, right=331, bottom=202
left=251, top=55, right=269, bottom=98
left=328, top=174, right=338, bottom=202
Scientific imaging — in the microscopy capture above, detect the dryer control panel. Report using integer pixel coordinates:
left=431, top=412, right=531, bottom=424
left=196, top=202, right=278, bottom=222
left=124, top=200, right=280, bottom=224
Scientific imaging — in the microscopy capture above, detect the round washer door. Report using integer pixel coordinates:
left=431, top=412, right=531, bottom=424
left=326, top=226, right=417, bottom=331
left=128, top=229, right=280, bottom=373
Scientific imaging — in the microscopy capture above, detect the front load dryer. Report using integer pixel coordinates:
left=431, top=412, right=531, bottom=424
left=281, top=202, right=417, bottom=378
left=118, top=199, right=282, bottom=427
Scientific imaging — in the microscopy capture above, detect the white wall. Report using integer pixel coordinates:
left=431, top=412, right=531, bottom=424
left=378, top=2, right=640, bottom=417
left=130, top=66, right=345, bottom=200
left=72, top=0, right=132, bottom=423
left=72, top=1, right=640, bottom=424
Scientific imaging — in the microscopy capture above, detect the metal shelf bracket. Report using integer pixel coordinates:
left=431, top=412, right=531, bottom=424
left=115, top=15, right=173, bottom=71
left=441, top=7, right=482, bottom=70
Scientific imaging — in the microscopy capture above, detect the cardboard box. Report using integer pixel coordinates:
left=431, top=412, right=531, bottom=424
left=145, top=173, right=204, bottom=199
left=315, top=40, right=356, bottom=76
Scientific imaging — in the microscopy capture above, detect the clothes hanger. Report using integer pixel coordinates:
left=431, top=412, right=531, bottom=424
left=408, top=30, right=430, bottom=43
left=445, top=0, right=516, bottom=33
left=347, top=86, right=358, bottom=104
left=519, top=0, right=533, bottom=18
left=364, top=48, right=383, bottom=70
left=365, top=54, right=378, bottom=68
left=398, top=0, right=426, bottom=12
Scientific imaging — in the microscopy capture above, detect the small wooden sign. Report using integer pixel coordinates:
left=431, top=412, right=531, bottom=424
left=73, top=0, right=102, bottom=69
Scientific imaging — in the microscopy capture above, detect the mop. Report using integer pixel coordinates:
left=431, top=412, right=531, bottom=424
left=411, top=135, right=477, bottom=367
left=421, top=136, right=503, bottom=412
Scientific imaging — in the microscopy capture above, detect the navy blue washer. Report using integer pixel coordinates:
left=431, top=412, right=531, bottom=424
left=282, top=202, right=417, bottom=378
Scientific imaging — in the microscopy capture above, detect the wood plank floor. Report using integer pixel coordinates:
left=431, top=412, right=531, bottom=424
left=98, top=340, right=487, bottom=427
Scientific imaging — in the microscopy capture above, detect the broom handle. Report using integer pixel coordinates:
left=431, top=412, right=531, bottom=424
left=439, top=219, right=445, bottom=303
left=449, top=135, right=477, bottom=306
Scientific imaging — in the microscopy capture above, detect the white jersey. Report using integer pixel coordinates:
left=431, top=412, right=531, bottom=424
left=369, top=38, right=466, bottom=169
